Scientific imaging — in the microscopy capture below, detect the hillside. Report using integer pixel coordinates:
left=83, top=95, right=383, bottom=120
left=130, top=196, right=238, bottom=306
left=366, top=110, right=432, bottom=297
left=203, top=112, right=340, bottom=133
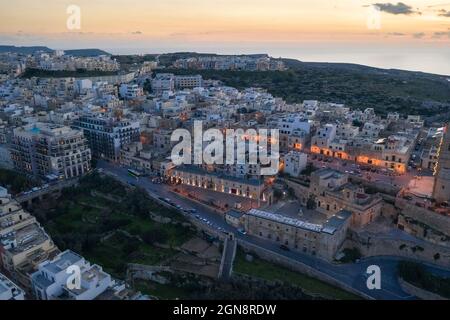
left=21, top=68, right=118, bottom=79
left=0, top=45, right=53, bottom=54
left=0, top=46, right=110, bottom=57
left=64, top=48, right=110, bottom=57
left=160, top=59, right=450, bottom=118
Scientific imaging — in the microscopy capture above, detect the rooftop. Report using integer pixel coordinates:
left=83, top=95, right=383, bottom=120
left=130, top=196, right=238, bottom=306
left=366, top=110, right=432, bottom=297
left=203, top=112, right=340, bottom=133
left=0, top=272, right=24, bottom=300
left=42, top=250, right=83, bottom=274
left=247, top=206, right=352, bottom=235
left=1, top=222, right=50, bottom=254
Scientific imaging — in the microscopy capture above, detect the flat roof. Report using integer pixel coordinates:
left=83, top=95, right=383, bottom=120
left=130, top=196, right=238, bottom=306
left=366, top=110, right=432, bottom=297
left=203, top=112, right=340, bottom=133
left=248, top=208, right=323, bottom=233
left=42, top=250, right=83, bottom=274
left=247, top=208, right=352, bottom=235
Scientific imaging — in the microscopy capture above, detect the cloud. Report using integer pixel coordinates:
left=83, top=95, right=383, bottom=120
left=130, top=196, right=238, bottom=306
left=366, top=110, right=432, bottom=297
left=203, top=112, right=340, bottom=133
left=412, top=32, right=425, bottom=39
left=373, top=2, right=420, bottom=15
left=433, top=30, right=450, bottom=38
left=388, top=32, right=406, bottom=36
left=438, top=9, right=450, bottom=17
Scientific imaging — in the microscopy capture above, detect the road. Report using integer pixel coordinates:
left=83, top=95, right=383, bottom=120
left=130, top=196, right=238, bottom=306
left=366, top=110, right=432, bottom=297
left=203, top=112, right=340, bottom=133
left=97, top=161, right=450, bottom=300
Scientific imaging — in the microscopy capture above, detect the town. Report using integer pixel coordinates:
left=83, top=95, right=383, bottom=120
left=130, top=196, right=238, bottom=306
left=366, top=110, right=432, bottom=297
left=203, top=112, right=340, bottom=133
left=0, top=48, right=449, bottom=301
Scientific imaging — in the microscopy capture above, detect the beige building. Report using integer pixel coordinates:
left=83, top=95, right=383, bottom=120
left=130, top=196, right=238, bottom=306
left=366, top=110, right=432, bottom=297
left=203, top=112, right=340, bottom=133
left=433, top=125, right=450, bottom=204
left=11, top=122, right=91, bottom=179
left=286, top=169, right=383, bottom=229
left=311, top=128, right=415, bottom=174
left=0, top=188, right=58, bottom=289
left=309, top=169, right=383, bottom=228
left=241, top=208, right=351, bottom=261
left=169, top=165, right=272, bottom=204
left=120, top=142, right=155, bottom=174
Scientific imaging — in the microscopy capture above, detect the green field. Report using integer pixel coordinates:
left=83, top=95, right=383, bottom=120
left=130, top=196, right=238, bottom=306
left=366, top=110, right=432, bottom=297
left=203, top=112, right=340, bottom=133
left=34, top=172, right=194, bottom=278
left=234, top=250, right=361, bottom=300
left=133, top=279, right=192, bottom=300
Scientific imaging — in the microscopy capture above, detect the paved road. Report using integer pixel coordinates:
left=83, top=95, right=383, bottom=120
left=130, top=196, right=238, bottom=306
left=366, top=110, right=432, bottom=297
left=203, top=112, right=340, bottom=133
left=97, top=161, right=450, bottom=300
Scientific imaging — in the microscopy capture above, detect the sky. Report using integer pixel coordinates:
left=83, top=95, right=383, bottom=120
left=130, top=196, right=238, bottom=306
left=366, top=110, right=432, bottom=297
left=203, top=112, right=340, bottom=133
left=0, top=0, right=449, bottom=74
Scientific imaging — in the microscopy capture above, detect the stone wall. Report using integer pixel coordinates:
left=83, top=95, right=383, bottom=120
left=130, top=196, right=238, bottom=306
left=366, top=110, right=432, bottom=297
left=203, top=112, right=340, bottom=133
left=236, top=238, right=373, bottom=300
left=345, top=231, right=450, bottom=268
left=396, top=198, right=450, bottom=238
left=380, top=202, right=398, bottom=220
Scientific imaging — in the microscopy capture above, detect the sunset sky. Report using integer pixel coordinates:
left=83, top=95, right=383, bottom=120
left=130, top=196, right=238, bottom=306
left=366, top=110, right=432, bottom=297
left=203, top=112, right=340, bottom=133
left=0, top=0, right=449, bottom=73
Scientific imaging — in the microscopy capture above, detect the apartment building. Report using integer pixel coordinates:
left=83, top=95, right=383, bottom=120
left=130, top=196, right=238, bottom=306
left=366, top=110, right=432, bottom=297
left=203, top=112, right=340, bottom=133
left=151, top=73, right=175, bottom=95
left=152, top=129, right=175, bottom=153
left=31, top=250, right=113, bottom=300
left=0, top=188, right=58, bottom=289
left=119, top=83, right=143, bottom=100
left=287, top=129, right=308, bottom=152
left=120, top=142, right=155, bottom=174
left=73, top=114, right=140, bottom=161
left=311, top=123, right=415, bottom=174
left=10, top=122, right=91, bottom=179
left=433, top=125, right=450, bottom=204
left=277, top=115, right=311, bottom=152
left=0, top=272, right=25, bottom=300
left=174, top=75, right=203, bottom=89
left=283, top=151, right=307, bottom=178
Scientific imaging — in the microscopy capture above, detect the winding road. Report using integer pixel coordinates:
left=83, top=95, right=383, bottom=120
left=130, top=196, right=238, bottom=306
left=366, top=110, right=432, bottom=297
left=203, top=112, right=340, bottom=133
left=97, top=161, right=450, bottom=300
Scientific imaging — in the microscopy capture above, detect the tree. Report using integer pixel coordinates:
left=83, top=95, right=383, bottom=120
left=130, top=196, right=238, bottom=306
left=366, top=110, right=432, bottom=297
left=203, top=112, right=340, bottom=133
left=142, top=229, right=168, bottom=245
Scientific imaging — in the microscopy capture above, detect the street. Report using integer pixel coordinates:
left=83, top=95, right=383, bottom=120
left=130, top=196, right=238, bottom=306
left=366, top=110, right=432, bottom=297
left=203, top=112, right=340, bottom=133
left=97, top=161, right=450, bottom=300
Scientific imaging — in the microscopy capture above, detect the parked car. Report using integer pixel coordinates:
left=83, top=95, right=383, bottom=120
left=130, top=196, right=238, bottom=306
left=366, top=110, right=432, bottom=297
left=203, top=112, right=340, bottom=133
left=279, top=245, right=290, bottom=251
left=237, top=228, right=247, bottom=235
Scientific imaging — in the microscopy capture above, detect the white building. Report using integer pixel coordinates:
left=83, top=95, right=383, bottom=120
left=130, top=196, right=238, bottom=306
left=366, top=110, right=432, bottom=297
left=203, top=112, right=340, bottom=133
left=283, top=151, right=308, bottom=177
left=119, top=83, right=143, bottom=100
left=0, top=273, right=25, bottom=300
left=278, top=115, right=311, bottom=135
left=31, top=250, right=113, bottom=300
left=152, top=73, right=175, bottom=95
left=311, top=123, right=337, bottom=149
